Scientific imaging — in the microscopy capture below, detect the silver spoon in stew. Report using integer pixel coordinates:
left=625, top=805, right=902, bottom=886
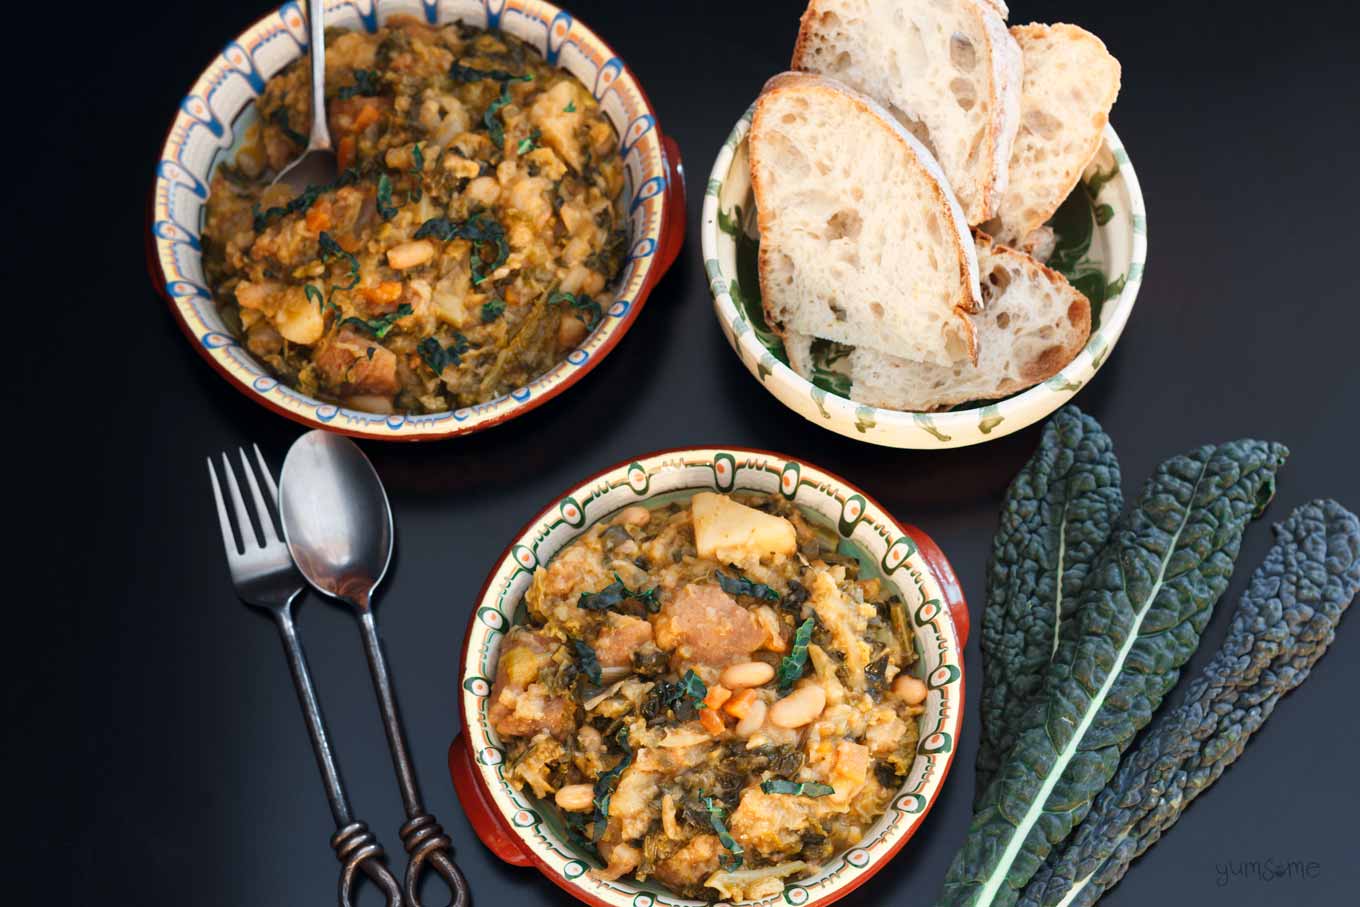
left=279, top=430, right=470, bottom=907
left=272, top=0, right=339, bottom=192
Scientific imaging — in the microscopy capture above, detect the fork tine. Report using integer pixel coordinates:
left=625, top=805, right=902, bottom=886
left=219, top=452, right=261, bottom=549
left=237, top=447, right=280, bottom=544
left=253, top=443, right=280, bottom=507
left=207, top=458, right=241, bottom=557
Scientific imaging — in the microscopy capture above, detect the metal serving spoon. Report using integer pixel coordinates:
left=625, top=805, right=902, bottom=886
left=273, top=0, right=338, bottom=192
left=279, top=430, right=470, bottom=907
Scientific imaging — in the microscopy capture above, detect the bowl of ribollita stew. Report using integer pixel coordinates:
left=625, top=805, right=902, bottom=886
left=149, top=0, right=684, bottom=440
left=451, top=450, right=969, bottom=907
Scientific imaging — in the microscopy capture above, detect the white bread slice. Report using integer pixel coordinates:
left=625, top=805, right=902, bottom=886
left=989, top=24, right=1122, bottom=247
left=785, top=233, right=1091, bottom=411
left=750, top=72, right=981, bottom=367
left=792, top=0, right=1022, bottom=225
left=977, top=0, right=1009, bottom=20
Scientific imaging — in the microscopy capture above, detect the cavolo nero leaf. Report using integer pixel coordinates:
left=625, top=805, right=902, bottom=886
left=936, top=437, right=1288, bottom=907
left=578, top=573, right=660, bottom=613
left=761, top=779, right=835, bottom=797
left=567, top=638, right=603, bottom=687
left=1018, top=499, right=1360, bottom=907
left=591, top=727, right=632, bottom=840
left=716, top=571, right=781, bottom=602
left=702, top=795, right=744, bottom=870
left=976, top=407, right=1123, bottom=802
left=776, top=618, right=815, bottom=692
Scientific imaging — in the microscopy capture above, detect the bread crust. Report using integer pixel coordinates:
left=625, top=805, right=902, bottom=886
left=791, top=0, right=1022, bottom=225
left=786, top=232, right=1091, bottom=411
left=750, top=71, right=981, bottom=363
left=996, top=22, right=1122, bottom=244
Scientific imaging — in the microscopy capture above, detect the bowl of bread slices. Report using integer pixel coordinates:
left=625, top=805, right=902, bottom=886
left=702, top=0, right=1145, bottom=448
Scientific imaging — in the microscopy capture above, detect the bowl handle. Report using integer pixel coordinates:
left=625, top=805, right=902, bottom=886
left=448, top=733, right=534, bottom=867
left=902, top=524, right=970, bottom=647
left=654, top=133, right=687, bottom=279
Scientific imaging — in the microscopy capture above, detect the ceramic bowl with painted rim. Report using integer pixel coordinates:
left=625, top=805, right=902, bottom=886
left=148, top=0, right=685, bottom=441
left=450, top=448, right=969, bottom=907
left=701, top=105, right=1146, bottom=449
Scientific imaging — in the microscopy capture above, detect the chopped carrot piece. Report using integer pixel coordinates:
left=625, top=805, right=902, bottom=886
left=304, top=200, right=332, bottom=233
left=353, top=103, right=381, bottom=132
left=699, top=707, right=725, bottom=736
left=704, top=685, right=732, bottom=711
left=724, top=688, right=758, bottom=719
left=337, top=135, right=356, bottom=171
left=360, top=281, right=404, bottom=306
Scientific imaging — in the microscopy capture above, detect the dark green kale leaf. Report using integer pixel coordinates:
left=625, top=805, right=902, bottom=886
left=483, top=83, right=513, bottom=149
left=516, top=128, right=541, bottom=156
left=268, top=107, right=307, bottom=145
left=782, top=579, right=810, bottom=615
left=341, top=303, right=412, bottom=340
left=566, top=638, right=603, bottom=687
left=716, top=571, right=781, bottom=603
left=760, top=779, right=835, bottom=797
left=252, top=166, right=364, bottom=231
left=336, top=68, right=381, bottom=99
left=481, top=298, right=506, bottom=323
left=864, top=654, right=890, bottom=696
left=414, top=213, right=509, bottom=285
left=548, top=290, right=603, bottom=330
left=936, top=437, right=1288, bottom=907
left=591, top=727, right=633, bottom=839
left=642, top=669, right=707, bottom=722
left=776, top=618, right=815, bottom=692
left=318, top=230, right=361, bottom=297
left=578, top=573, right=660, bottom=613
left=976, top=407, right=1123, bottom=802
left=1018, top=499, right=1360, bottom=907
left=449, top=61, right=533, bottom=84
left=702, top=795, right=744, bottom=870
left=417, top=334, right=469, bottom=375
left=375, top=173, right=398, bottom=220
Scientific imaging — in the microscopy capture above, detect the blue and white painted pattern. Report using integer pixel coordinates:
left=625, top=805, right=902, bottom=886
left=700, top=108, right=1148, bottom=450
left=151, top=0, right=671, bottom=439
left=460, top=451, right=967, bottom=907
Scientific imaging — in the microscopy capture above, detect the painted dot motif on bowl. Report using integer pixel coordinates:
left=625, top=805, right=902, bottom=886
left=477, top=607, right=506, bottom=631
left=463, top=677, right=491, bottom=697
left=512, top=545, right=538, bottom=571
left=930, top=665, right=960, bottom=689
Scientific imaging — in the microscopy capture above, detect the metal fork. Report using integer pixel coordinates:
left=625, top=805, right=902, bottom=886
left=208, top=446, right=403, bottom=907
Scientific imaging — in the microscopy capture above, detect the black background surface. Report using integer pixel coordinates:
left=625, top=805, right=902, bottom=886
left=9, top=1, right=1360, bottom=905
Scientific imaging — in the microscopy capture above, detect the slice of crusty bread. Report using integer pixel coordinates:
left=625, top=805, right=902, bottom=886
left=786, top=232, right=1091, bottom=411
left=750, top=72, right=982, bottom=367
left=988, top=23, right=1122, bottom=247
left=792, top=0, right=1022, bottom=225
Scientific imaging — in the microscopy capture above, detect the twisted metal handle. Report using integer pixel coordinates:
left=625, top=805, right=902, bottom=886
left=333, top=821, right=403, bottom=907
left=401, top=814, right=470, bottom=907
left=272, top=613, right=403, bottom=907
